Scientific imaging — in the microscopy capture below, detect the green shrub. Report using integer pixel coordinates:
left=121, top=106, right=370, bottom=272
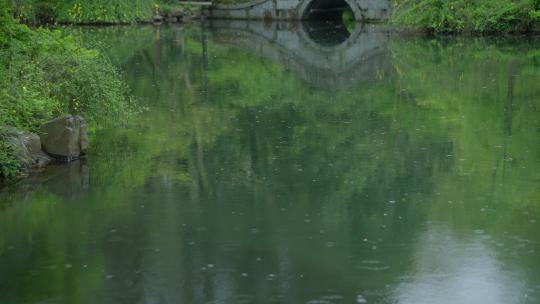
left=342, top=8, right=355, bottom=33
left=0, top=136, right=22, bottom=181
left=1, top=28, right=134, bottom=129
left=0, top=7, right=135, bottom=182
left=31, top=30, right=134, bottom=125
left=10, top=0, right=61, bottom=24
left=392, top=0, right=540, bottom=33
left=11, top=0, right=160, bottom=24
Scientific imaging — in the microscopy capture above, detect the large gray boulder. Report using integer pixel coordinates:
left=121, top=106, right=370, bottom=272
left=171, top=9, right=185, bottom=18
left=153, top=15, right=164, bottom=23
left=39, top=115, right=88, bottom=162
left=2, top=127, right=51, bottom=168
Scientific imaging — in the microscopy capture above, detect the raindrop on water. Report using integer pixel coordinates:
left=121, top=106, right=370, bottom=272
left=356, top=294, right=367, bottom=303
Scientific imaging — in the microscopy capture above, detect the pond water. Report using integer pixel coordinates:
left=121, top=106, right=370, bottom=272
left=1, top=21, right=540, bottom=304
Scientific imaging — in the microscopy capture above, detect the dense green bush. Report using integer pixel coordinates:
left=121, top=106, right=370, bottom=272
left=0, top=132, right=21, bottom=182
left=11, top=0, right=164, bottom=24
left=0, top=2, right=134, bottom=182
left=1, top=29, right=133, bottom=130
left=392, top=0, right=540, bottom=33
left=11, top=0, right=60, bottom=24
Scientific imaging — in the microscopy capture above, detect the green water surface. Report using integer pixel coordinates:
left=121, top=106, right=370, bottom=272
left=1, top=22, right=540, bottom=304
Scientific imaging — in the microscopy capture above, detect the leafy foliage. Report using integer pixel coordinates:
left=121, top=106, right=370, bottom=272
left=392, top=0, right=540, bottom=33
left=0, top=5, right=134, bottom=182
left=11, top=0, right=171, bottom=24
left=0, top=133, right=22, bottom=181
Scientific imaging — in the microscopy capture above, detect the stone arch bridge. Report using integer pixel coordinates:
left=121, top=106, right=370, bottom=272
left=202, top=0, right=391, bottom=21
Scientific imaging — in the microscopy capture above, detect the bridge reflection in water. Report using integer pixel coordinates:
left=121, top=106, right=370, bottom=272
left=206, top=20, right=392, bottom=89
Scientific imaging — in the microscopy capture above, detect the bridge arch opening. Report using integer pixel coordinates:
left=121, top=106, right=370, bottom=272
left=301, top=0, right=357, bottom=47
left=302, top=0, right=356, bottom=21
